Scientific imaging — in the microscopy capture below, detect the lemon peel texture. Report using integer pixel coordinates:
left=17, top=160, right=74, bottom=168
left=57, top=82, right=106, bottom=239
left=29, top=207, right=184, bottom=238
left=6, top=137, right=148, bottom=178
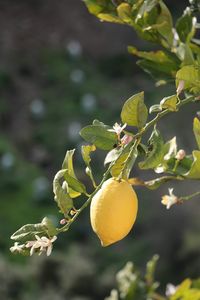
left=90, top=177, right=138, bottom=247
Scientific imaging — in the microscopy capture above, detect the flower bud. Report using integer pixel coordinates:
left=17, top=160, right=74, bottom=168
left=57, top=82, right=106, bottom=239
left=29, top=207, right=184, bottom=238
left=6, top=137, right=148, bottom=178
left=176, top=149, right=186, bottom=160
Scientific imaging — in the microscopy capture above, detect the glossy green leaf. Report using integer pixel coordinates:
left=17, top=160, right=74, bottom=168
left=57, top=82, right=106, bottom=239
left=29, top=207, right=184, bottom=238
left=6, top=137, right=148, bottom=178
left=64, top=171, right=87, bottom=195
left=160, top=95, right=178, bottom=111
left=121, top=91, right=148, bottom=128
left=193, top=117, right=200, bottom=149
left=62, top=149, right=80, bottom=197
left=139, top=128, right=165, bottom=170
left=53, top=170, right=73, bottom=216
left=176, top=65, right=200, bottom=94
left=176, top=9, right=195, bottom=43
left=184, top=150, right=200, bottom=179
left=80, top=125, right=117, bottom=150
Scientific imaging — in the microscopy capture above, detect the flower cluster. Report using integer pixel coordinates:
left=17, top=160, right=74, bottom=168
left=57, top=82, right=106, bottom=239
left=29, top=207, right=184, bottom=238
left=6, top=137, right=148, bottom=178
left=10, top=235, right=57, bottom=256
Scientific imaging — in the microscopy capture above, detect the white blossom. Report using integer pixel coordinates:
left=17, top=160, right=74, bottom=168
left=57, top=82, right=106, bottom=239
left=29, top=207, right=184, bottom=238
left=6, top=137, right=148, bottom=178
left=166, top=283, right=177, bottom=297
left=161, top=188, right=178, bottom=209
left=26, top=235, right=57, bottom=256
left=113, top=123, right=127, bottom=136
left=10, top=242, right=25, bottom=253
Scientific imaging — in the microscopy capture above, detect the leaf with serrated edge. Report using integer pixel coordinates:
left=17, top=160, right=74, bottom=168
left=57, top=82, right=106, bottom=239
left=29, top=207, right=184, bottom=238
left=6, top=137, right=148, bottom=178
left=193, top=117, right=200, bottom=150
left=121, top=91, right=148, bottom=128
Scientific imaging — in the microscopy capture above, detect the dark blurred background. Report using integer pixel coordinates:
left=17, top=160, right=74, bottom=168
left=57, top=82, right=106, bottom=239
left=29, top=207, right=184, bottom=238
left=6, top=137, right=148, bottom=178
left=0, top=0, right=200, bottom=299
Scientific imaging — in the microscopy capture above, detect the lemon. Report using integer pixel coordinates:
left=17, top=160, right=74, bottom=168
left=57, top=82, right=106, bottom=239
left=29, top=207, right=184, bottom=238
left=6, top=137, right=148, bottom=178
left=90, top=177, right=138, bottom=247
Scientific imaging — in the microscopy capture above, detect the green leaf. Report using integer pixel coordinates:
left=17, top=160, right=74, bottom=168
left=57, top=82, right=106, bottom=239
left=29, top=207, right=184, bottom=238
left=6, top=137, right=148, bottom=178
left=193, top=117, right=200, bottom=149
left=62, top=149, right=76, bottom=177
left=62, top=149, right=80, bottom=197
left=80, top=125, right=117, bottom=150
left=137, top=58, right=178, bottom=82
left=117, top=3, right=132, bottom=23
left=176, top=65, right=200, bottom=94
left=111, top=152, right=129, bottom=177
left=104, top=148, right=122, bottom=165
left=176, top=9, right=195, bottom=43
left=163, top=136, right=177, bottom=160
left=41, top=217, right=57, bottom=237
left=120, top=91, right=148, bottom=128
left=184, top=150, right=200, bottom=179
left=53, top=170, right=73, bottom=216
left=121, top=146, right=138, bottom=179
left=139, top=128, right=165, bottom=170
left=98, top=13, right=123, bottom=23
left=149, top=104, right=162, bottom=114
left=81, top=144, right=96, bottom=187
left=160, top=95, right=178, bottom=111
left=11, top=223, right=47, bottom=243
left=64, top=170, right=87, bottom=195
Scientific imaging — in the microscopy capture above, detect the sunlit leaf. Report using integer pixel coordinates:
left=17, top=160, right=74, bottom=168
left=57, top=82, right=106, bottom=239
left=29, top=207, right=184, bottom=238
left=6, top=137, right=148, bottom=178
left=117, top=3, right=132, bottom=23
left=176, top=65, right=200, bottom=94
left=193, top=117, right=200, bottom=149
left=64, top=171, right=87, bottom=195
left=121, top=91, right=148, bottom=128
left=184, top=150, right=200, bottom=179
left=62, top=149, right=80, bottom=198
left=160, top=95, right=178, bottom=111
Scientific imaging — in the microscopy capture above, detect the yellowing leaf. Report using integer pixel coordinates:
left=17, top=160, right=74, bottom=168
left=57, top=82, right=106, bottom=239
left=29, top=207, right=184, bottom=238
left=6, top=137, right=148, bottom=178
left=160, top=95, right=178, bottom=111
left=117, top=3, right=132, bottom=23
left=176, top=65, right=200, bottom=94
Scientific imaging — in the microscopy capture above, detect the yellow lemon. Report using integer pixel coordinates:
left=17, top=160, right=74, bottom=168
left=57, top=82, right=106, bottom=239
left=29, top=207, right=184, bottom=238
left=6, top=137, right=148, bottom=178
left=90, top=177, right=138, bottom=246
